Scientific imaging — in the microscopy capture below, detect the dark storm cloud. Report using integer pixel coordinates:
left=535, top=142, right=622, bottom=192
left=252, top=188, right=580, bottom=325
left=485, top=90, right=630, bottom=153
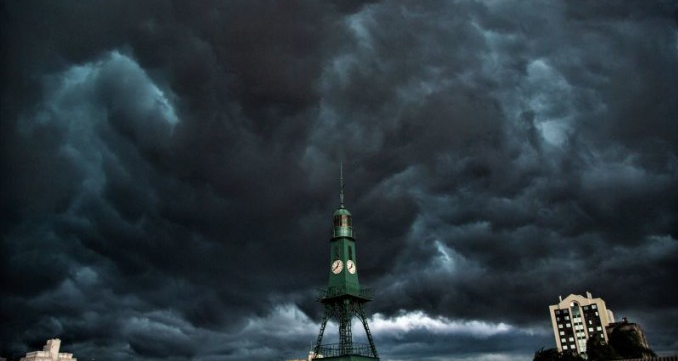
left=2, top=0, right=677, bottom=360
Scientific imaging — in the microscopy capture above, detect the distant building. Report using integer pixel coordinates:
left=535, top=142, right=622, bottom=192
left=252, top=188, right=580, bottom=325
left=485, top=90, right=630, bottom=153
left=19, top=339, right=77, bottom=361
left=549, top=292, right=615, bottom=354
left=286, top=350, right=321, bottom=361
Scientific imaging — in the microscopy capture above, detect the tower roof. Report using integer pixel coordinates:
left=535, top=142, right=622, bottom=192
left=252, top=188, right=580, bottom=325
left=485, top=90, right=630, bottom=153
left=334, top=207, right=352, bottom=217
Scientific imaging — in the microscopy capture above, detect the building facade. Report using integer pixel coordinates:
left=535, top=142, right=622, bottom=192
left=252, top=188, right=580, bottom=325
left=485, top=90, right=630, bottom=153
left=19, top=339, right=77, bottom=361
left=549, top=292, right=615, bottom=354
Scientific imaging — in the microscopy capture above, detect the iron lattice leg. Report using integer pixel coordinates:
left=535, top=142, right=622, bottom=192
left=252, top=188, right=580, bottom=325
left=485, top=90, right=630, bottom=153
left=313, top=306, right=332, bottom=356
left=357, top=303, right=379, bottom=358
left=315, top=299, right=378, bottom=359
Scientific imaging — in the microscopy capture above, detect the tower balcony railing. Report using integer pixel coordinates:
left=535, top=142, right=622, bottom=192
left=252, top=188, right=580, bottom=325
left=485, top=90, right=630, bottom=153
left=316, top=285, right=373, bottom=301
left=315, top=342, right=377, bottom=358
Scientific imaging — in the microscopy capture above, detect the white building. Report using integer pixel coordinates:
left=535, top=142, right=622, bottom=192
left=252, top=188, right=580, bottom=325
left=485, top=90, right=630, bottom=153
left=549, top=292, right=615, bottom=354
left=19, top=339, right=77, bottom=361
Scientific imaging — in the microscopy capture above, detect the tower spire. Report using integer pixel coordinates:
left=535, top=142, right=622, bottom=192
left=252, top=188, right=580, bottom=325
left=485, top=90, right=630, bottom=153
left=340, top=161, right=344, bottom=208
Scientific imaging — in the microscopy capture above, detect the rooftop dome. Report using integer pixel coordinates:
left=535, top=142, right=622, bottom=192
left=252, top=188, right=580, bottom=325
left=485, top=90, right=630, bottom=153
left=333, top=207, right=352, bottom=217
left=333, top=206, right=353, bottom=238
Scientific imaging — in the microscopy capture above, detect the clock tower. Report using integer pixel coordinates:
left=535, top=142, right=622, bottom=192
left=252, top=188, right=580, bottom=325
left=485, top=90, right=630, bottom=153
left=312, top=165, right=379, bottom=360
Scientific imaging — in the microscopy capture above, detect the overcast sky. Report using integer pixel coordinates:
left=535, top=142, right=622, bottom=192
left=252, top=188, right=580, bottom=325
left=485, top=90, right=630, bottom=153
left=1, top=1, right=677, bottom=360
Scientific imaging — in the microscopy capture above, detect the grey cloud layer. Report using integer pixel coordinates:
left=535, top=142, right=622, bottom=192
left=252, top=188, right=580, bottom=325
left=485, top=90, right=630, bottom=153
left=2, top=0, right=677, bottom=360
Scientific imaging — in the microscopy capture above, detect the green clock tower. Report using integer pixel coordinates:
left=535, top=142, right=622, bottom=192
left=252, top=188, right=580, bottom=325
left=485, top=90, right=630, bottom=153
left=312, top=166, right=379, bottom=360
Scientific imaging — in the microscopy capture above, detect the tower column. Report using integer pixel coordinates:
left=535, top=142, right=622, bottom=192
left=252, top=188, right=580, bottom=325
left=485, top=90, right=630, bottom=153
left=340, top=299, right=353, bottom=355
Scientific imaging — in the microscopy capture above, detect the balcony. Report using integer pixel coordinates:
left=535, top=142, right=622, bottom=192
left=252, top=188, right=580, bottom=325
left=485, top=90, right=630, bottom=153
left=316, top=285, right=373, bottom=301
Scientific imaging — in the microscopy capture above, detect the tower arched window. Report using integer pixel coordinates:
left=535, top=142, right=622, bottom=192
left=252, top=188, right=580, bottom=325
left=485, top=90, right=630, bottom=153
left=334, top=215, right=352, bottom=227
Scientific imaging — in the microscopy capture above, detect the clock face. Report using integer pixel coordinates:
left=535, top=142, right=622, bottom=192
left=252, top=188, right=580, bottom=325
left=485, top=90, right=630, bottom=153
left=346, top=260, right=356, bottom=274
left=331, top=260, right=344, bottom=274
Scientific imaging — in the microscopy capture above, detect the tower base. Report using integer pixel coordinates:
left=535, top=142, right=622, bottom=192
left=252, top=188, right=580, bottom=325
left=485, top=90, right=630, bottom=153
left=315, top=357, right=379, bottom=361
left=313, top=342, right=378, bottom=360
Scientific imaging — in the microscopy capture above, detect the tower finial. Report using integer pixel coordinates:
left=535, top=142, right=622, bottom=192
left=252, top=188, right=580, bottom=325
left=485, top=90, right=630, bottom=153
left=340, top=161, right=344, bottom=207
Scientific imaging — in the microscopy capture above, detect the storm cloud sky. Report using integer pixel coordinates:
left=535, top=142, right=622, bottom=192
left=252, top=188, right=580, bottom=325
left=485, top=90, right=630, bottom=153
left=1, top=1, right=677, bottom=360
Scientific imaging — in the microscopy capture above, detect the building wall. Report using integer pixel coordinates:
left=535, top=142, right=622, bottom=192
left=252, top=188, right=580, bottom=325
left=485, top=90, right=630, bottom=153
left=549, top=292, right=615, bottom=354
left=47, top=339, right=60, bottom=358
left=616, top=357, right=677, bottom=361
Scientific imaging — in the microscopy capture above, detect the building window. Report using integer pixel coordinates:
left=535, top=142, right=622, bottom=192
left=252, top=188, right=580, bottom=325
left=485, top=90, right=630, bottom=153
left=596, top=326, right=602, bottom=331
left=563, top=345, right=568, bottom=350
left=558, top=324, right=563, bottom=329
left=336, top=215, right=351, bottom=226
left=569, top=337, right=574, bottom=342
left=592, top=304, right=597, bottom=309
left=589, top=328, right=593, bottom=332
left=561, top=338, right=567, bottom=343
left=560, top=331, right=565, bottom=336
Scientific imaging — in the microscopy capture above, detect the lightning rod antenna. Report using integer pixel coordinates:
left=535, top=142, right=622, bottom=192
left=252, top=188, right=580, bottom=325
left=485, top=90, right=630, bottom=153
left=340, top=161, right=344, bottom=208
